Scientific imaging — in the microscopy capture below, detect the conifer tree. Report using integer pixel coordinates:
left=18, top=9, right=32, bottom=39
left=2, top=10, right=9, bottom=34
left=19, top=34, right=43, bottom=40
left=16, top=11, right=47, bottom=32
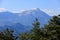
left=19, top=18, right=41, bottom=40
left=44, top=15, right=60, bottom=40
left=0, top=28, right=18, bottom=40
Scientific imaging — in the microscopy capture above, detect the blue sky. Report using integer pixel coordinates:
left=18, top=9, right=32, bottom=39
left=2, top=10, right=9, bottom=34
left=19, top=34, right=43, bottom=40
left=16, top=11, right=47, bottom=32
left=0, top=0, right=60, bottom=16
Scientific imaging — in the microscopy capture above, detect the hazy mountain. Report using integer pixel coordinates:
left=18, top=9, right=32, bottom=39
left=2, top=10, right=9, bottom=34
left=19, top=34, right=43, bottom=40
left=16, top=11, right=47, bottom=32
left=16, top=8, right=51, bottom=27
left=0, top=8, right=51, bottom=32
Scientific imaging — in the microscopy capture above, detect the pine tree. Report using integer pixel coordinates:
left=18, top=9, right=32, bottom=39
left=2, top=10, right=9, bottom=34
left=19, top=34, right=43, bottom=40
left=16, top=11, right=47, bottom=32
left=0, top=28, right=18, bottom=40
left=19, top=18, right=41, bottom=40
left=44, top=15, right=60, bottom=40
left=30, top=18, right=41, bottom=40
left=0, top=32, right=4, bottom=40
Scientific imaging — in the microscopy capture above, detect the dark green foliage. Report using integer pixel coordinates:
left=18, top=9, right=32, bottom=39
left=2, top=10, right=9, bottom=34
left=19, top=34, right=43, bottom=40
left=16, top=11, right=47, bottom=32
left=30, top=18, right=41, bottom=40
left=19, top=15, right=60, bottom=40
left=49, top=15, right=60, bottom=26
left=19, top=18, right=41, bottom=40
left=44, top=15, right=60, bottom=40
left=0, top=28, right=18, bottom=40
left=0, top=15, right=60, bottom=40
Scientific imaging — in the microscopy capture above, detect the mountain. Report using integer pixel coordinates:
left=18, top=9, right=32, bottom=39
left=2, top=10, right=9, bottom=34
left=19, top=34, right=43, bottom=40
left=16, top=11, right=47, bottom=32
left=0, top=23, right=25, bottom=33
left=17, top=8, right=51, bottom=27
left=0, top=8, right=51, bottom=33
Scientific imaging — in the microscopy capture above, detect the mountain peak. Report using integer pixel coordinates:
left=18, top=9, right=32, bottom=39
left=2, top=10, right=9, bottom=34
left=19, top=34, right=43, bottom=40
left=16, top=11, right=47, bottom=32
left=31, top=8, right=40, bottom=11
left=32, top=8, right=40, bottom=10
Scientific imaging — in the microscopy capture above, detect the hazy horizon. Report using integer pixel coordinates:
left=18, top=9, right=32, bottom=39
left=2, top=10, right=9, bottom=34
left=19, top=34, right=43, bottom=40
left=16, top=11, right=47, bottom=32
left=0, top=0, right=60, bottom=16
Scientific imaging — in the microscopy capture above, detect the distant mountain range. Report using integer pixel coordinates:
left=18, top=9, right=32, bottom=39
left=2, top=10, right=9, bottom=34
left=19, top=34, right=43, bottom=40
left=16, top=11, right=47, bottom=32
left=0, top=8, right=51, bottom=33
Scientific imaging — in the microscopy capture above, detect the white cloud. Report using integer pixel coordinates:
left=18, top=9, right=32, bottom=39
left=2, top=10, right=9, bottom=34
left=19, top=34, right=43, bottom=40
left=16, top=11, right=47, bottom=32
left=11, top=10, right=26, bottom=13
left=0, top=8, right=6, bottom=12
left=12, top=8, right=60, bottom=16
left=42, top=9, right=60, bottom=16
left=12, top=8, right=39, bottom=13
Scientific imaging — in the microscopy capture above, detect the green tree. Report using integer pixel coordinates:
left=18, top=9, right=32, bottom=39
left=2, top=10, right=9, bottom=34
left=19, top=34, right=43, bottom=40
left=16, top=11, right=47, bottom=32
left=44, top=15, right=60, bottom=40
left=30, top=18, right=41, bottom=40
left=49, top=15, right=60, bottom=26
left=0, top=28, right=18, bottom=40
left=0, top=31, right=4, bottom=40
left=19, top=18, right=41, bottom=40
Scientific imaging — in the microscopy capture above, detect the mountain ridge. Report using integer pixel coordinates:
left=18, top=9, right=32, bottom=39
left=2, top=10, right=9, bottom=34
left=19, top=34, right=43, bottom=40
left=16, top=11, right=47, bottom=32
left=0, top=8, right=51, bottom=32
